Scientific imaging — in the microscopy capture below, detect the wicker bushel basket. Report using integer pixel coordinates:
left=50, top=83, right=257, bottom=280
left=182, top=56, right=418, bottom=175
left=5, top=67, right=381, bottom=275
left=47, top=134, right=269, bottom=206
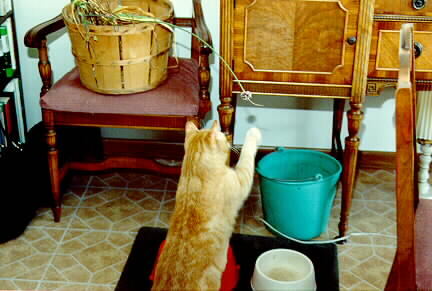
left=62, top=0, right=174, bottom=94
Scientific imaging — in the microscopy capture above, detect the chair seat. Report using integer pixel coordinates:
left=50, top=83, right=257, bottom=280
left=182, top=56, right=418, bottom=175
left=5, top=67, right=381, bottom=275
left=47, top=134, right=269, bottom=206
left=40, top=58, right=200, bottom=116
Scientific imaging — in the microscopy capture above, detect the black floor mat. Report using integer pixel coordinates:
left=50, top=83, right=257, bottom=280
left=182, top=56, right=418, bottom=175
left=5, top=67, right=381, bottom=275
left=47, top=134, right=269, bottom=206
left=115, top=227, right=339, bottom=291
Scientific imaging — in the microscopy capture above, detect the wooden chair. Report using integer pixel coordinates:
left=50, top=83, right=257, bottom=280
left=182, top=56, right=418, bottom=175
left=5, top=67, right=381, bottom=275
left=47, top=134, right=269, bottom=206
left=24, top=0, right=212, bottom=222
left=385, top=23, right=432, bottom=291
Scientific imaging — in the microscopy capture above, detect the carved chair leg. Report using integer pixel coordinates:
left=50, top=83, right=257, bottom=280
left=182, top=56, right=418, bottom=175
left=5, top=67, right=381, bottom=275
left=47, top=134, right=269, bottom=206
left=338, top=102, right=363, bottom=238
left=43, top=111, right=62, bottom=222
left=197, top=54, right=211, bottom=120
left=218, top=95, right=235, bottom=143
left=331, top=99, right=346, bottom=164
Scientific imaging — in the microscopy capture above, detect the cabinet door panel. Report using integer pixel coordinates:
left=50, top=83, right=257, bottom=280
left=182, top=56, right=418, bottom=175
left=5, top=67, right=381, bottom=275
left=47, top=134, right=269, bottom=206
left=233, top=0, right=359, bottom=85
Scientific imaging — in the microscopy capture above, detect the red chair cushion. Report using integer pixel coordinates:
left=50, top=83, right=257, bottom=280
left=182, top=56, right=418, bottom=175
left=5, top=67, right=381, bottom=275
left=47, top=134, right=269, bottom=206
left=40, top=58, right=200, bottom=116
left=416, top=198, right=432, bottom=290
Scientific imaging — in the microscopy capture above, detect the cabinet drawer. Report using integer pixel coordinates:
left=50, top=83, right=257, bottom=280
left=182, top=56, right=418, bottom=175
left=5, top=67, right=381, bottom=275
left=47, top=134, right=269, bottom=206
left=368, top=21, right=432, bottom=80
left=375, top=0, right=432, bottom=16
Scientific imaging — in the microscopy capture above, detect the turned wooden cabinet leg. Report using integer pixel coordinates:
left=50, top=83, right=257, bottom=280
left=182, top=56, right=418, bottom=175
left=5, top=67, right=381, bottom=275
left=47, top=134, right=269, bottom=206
left=218, top=95, right=235, bottom=143
left=338, top=102, right=363, bottom=238
left=418, top=142, right=432, bottom=198
left=43, top=110, right=62, bottom=222
left=331, top=99, right=346, bottom=163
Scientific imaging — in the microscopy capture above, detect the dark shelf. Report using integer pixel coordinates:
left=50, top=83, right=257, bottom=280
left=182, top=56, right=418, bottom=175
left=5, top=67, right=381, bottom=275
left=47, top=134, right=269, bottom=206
left=0, top=11, right=12, bottom=26
left=0, top=6, right=27, bottom=137
left=0, top=70, right=18, bottom=92
left=0, top=10, right=15, bottom=92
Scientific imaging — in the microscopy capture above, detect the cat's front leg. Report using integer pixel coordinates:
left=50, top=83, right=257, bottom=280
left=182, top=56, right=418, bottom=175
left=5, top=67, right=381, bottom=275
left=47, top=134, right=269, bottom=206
left=234, top=127, right=262, bottom=192
left=243, top=127, right=262, bottom=155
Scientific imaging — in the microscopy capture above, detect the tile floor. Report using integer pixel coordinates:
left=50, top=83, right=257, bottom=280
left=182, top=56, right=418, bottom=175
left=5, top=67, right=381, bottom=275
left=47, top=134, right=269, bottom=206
left=0, top=167, right=396, bottom=290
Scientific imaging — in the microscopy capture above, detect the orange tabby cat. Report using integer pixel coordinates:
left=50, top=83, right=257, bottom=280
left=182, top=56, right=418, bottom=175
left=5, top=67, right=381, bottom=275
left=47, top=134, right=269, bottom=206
left=151, top=120, right=261, bottom=291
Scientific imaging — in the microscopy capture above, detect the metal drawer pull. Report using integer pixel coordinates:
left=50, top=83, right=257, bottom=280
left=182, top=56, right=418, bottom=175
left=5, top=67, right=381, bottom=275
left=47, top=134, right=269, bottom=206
left=413, top=0, right=427, bottom=9
left=346, top=36, right=357, bottom=45
left=415, top=42, right=424, bottom=58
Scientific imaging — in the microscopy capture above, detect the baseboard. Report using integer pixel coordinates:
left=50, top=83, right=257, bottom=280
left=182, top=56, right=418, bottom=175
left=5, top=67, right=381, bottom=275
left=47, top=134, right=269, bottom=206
left=103, top=139, right=396, bottom=170
left=357, top=150, right=395, bottom=170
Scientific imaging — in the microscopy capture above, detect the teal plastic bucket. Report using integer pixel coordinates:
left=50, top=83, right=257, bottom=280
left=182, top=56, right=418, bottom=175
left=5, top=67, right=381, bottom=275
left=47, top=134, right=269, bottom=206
left=256, top=148, right=342, bottom=240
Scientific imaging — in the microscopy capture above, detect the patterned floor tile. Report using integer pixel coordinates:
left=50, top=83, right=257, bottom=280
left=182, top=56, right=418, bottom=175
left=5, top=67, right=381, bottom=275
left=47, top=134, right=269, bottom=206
left=103, top=175, right=128, bottom=188
left=11, top=280, right=40, bottom=290
left=350, top=255, right=392, bottom=290
left=0, top=228, right=59, bottom=281
left=127, top=174, right=167, bottom=190
left=157, top=211, right=172, bottom=228
left=88, top=176, right=111, bottom=188
left=37, top=281, right=113, bottom=291
left=0, top=279, right=38, bottom=290
left=165, top=178, right=179, bottom=191
left=43, top=230, right=133, bottom=286
left=110, top=213, right=158, bottom=232
left=339, top=270, right=365, bottom=290
left=161, top=191, right=176, bottom=211
left=30, top=207, right=75, bottom=228
left=96, top=197, right=143, bottom=221
left=0, top=167, right=398, bottom=291
left=68, top=173, right=93, bottom=187
left=350, top=208, right=395, bottom=233
left=117, top=170, right=147, bottom=182
left=241, top=216, right=273, bottom=237
left=362, top=187, right=395, bottom=202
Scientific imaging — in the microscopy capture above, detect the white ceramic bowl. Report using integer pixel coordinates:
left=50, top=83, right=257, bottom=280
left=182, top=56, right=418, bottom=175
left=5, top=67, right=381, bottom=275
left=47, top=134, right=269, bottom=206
left=251, top=248, right=316, bottom=291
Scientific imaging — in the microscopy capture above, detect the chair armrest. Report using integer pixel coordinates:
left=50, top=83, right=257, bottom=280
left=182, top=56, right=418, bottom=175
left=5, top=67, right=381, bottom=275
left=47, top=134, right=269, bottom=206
left=24, top=14, right=64, bottom=96
left=24, top=14, right=65, bottom=48
left=192, top=0, right=212, bottom=51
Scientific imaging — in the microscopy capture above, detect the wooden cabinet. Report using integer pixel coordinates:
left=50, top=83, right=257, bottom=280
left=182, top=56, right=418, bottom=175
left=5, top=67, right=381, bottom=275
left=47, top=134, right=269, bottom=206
left=220, top=0, right=375, bottom=238
left=220, top=0, right=432, bottom=239
left=231, top=0, right=359, bottom=98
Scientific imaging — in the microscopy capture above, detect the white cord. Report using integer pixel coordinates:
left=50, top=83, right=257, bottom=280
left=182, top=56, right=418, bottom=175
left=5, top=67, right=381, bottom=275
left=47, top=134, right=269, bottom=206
left=259, top=218, right=396, bottom=245
left=240, top=91, right=264, bottom=107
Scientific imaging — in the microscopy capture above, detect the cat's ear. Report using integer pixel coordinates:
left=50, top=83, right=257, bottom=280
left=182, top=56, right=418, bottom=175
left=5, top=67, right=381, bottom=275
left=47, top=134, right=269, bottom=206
left=210, top=120, right=219, bottom=133
left=209, top=120, right=220, bottom=143
left=185, top=121, right=198, bottom=135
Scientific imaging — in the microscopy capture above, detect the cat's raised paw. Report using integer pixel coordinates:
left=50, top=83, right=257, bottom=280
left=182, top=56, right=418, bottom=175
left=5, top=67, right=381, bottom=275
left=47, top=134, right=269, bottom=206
left=246, top=127, right=262, bottom=145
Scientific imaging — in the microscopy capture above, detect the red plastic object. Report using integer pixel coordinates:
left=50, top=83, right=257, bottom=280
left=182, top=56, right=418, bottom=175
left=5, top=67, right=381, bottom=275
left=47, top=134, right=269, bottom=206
left=150, top=240, right=240, bottom=291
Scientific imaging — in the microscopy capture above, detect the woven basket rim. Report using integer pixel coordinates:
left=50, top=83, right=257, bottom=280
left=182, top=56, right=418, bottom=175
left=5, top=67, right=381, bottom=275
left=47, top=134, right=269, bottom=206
left=72, top=47, right=171, bottom=65
left=62, top=0, right=174, bottom=29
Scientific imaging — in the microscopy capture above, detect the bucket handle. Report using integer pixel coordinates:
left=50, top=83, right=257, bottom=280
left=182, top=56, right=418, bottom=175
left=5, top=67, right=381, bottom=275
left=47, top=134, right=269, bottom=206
left=257, top=148, right=324, bottom=182
left=262, top=173, right=323, bottom=183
